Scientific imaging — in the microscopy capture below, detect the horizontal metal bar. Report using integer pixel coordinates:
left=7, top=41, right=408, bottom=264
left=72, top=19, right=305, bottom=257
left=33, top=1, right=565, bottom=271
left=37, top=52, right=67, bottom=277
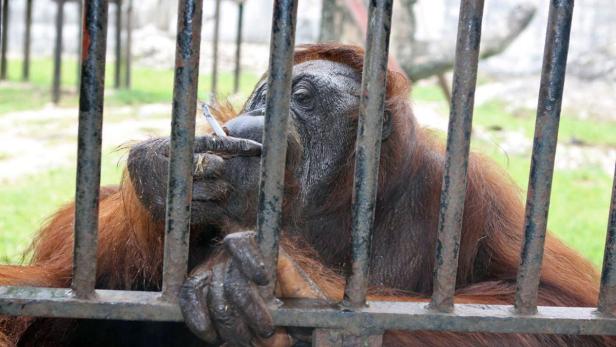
left=72, top=0, right=109, bottom=298
left=599, top=164, right=616, bottom=315
left=0, top=287, right=181, bottom=321
left=1, top=292, right=615, bottom=336
left=161, top=0, right=203, bottom=301
left=430, top=0, right=484, bottom=313
left=514, top=0, right=574, bottom=315
left=274, top=299, right=616, bottom=336
left=343, top=0, right=394, bottom=309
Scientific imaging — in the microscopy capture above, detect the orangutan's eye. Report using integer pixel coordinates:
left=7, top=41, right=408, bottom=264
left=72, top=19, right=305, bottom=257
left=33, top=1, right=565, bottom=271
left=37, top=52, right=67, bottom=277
left=294, top=88, right=311, bottom=102
left=293, top=80, right=316, bottom=111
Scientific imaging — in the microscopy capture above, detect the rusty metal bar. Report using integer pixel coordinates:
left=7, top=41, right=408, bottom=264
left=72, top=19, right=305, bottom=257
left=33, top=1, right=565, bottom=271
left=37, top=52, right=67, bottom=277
left=429, top=0, right=484, bottom=312
left=71, top=0, right=109, bottom=298
left=273, top=300, right=616, bottom=336
left=2, top=292, right=616, bottom=336
left=342, top=0, right=394, bottom=309
left=76, top=0, right=83, bottom=90
left=52, top=0, right=65, bottom=104
left=233, top=1, right=244, bottom=94
left=599, top=164, right=616, bottom=315
left=0, top=0, right=7, bottom=80
left=114, top=0, right=122, bottom=89
left=0, top=287, right=180, bottom=321
left=161, top=0, right=203, bottom=301
left=210, top=0, right=221, bottom=100
left=124, top=0, right=132, bottom=88
left=22, top=0, right=33, bottom=80
left=256, top=0, right=298, bottom=295
left=514, top=0, right=574, bottom=315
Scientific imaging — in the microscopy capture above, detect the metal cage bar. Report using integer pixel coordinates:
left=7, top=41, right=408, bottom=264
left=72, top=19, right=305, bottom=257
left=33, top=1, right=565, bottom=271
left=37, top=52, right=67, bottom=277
left=342, top=0, right=394, bottom=309
left=233, top=1, right=244, bottom=94
left=22, top=0, right=33, bottom=81
left=211, top=0, right=221, bottom=100
left=52, top=0, right=65, bottom=104
left=599, top=165, right=616, bottom=315
left=514, top=0, right=574, bottom=315
left=161, top=0, right=203, bottom=300
left=0, top=0, right=7, bottom=80
left=429, top=0, right=484, bottom=312
left=76, top=0, right=84, bottom=90
left=124, top=0, right=133, bottom=88
left=71, top=0, right=109, bottom=298
left=114, top=0, right=122, bottom=89
left=256, top=0, right=298, bottom=295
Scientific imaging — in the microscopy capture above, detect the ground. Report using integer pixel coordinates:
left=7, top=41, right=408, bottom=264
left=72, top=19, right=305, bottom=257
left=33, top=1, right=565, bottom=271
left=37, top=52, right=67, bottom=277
left=0, top=57, right=614, bottom=268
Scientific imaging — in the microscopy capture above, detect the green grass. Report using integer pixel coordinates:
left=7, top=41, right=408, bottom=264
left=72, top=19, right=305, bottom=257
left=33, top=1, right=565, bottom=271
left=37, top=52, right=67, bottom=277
left=0, top=57, right=260, bottom=113
left=0, top=149, right=126, bottom=264
left=410, top=83, right=615, bottom=266
left=473, top=100, right=616, bottom=147
left=474, top=140, right=613, bottom=266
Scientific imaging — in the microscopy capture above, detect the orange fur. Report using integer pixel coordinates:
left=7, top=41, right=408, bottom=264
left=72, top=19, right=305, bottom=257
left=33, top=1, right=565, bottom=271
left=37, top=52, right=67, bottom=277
left=0, top=43, right=609, bottom=346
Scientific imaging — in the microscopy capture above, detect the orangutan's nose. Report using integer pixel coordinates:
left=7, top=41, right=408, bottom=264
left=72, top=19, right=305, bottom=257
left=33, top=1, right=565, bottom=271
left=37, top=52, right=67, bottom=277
left=223, top=108, right=265, bottom=144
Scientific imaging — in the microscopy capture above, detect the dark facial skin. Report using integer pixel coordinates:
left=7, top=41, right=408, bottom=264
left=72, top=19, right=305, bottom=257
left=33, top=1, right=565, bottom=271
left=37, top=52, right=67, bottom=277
left=127, top=60, right=364, bottom=345
left=128, top=60, right=362, bottom=229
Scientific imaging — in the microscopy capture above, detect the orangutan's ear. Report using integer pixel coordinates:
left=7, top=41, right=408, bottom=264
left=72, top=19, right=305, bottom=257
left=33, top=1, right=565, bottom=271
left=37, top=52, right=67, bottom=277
left=382, top=110, right=393, bottom=140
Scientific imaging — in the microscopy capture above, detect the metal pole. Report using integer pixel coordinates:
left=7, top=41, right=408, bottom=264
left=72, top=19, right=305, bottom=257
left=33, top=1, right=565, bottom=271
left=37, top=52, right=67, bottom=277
left=514, top=0, right=574, bottom=315
left=124, top=0, right=132, bottom=88
left=72, top=0, right=109, bottom=298
left=0, top=0, right=8, bottom=80
left=342, top=0, right=394, bottom=309
left=161, top=0, right=203, bottom=301
left=233, top=1, right=244, bottom=94
left=114, top=0, right=122, bottom=89
left=77, top=0, right=83, bottom=90
left=52, top=0, right=65, bottom=104
left=256, top=0, right=298, bottom=297
left=429, top=0, right=484, bottom=313
left=211, top=0, right=221, bottom=100
left=22, top=0, right=33, bottom=81
left=598, top=164, right=616, bottom=315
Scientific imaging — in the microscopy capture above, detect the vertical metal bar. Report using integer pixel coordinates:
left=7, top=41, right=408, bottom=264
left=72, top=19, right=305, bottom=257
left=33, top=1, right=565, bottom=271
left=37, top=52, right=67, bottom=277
left=598, top=164, right=616, bottom=315
left=210, top=0, right=221, bottom=100
left=1, top=0, right=9, bottom=80
left=429, top=0, right=484, bottom=313
left=114, top=0, right=122, bottom=89
left=514, top=0, right=574, bottom=315
left=256, top=0, right=298, bottom=296
left=52, top=0, right=65, bottom=104
left=22, top=0, right=33, bottom=81
left=71, top=0, right=109, bottom=298
left=342, top=0, right=394, bottom=308
left=77, top=0, right=83, bottom=90
left=161, top=0, right=203, bottom=300
left=233, top=1, right=244, bottom=94
left=124, top=0, right=132, bottom=88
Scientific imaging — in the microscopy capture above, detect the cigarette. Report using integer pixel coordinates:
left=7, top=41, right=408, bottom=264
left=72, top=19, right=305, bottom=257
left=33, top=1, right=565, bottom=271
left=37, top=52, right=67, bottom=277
left=200, top=102, right=227, bottom=137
